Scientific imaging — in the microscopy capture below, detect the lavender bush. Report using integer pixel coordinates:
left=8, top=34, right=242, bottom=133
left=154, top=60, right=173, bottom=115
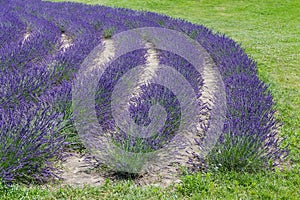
left=0, top=98, right=65, bottom=184
left=0, top=61, right=69, bottom=184
left=190, top=33, right=289, bottom=172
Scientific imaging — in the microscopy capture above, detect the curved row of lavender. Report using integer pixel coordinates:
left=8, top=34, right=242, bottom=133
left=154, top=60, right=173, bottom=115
left=0, top=0, right=287, bottom=184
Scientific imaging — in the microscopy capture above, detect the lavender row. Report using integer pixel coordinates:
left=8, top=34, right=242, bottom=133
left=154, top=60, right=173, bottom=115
left=0, top=12, right=26, bottom=51
left=192, top=28, right=288, bottom=170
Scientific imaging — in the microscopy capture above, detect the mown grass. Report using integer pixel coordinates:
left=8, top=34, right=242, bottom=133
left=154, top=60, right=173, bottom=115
left=3, top=0, right=299, bottom=199
left=1, top=168, right=299, bottom=199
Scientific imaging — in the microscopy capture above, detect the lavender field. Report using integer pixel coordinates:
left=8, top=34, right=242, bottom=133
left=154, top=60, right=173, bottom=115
left=0, top=0, right=294, bottom=198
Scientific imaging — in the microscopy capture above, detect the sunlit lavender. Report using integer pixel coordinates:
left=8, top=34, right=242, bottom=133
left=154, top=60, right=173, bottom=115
left=0, top=0, right=288, bottom=183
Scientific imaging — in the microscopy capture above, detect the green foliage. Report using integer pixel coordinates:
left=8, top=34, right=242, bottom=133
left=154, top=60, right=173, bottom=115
left=206, top=134, right=269, bottom=173
left=1, top=169, right=299, bottom=199
left=102, top=27, right=115, bottom=39
left=177, top=169, right=300, bottom=199
left=104, top=130, right=158, bottom=176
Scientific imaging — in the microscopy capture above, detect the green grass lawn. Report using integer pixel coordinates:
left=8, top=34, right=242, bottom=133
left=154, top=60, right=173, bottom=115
left=3, top=0, right=299, bottom=199
left=1, top=169, right=299, bottom=199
